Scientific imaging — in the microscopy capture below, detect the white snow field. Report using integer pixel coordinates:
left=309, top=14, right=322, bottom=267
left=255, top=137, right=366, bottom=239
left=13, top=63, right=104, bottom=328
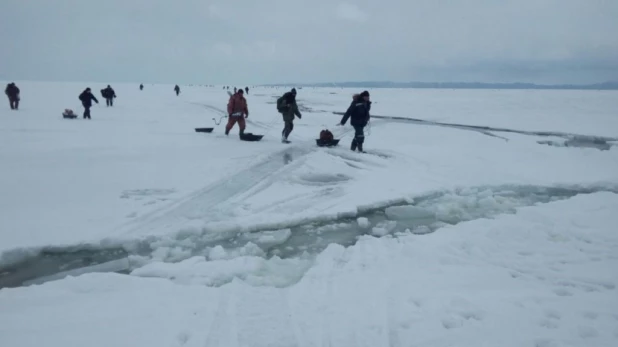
left=1, top=81, right=618, bottom=346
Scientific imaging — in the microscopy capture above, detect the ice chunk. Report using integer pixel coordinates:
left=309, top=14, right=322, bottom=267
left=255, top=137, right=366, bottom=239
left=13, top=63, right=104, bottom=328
left=208, top=243, right=265, bottom=261
left=412, top=225, right=432, bottom=235
left=371, top=227, right=389, bottom=236
left=357, top=217, right=370, bottom=228
left=244, top=229, right=292, bottom=249
left=208, top=245, right=227, bottom=260
left=376, top=220, right=397, bottom=232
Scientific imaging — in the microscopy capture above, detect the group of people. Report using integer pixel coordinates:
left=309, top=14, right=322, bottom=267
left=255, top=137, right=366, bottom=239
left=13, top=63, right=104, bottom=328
left=224, top=86, right=372, bottom=152
left=5, top=81, right=372, bottom=152
left=75, top=85, right=117, bottom=119
left=224, top=86, right=250, bottom=95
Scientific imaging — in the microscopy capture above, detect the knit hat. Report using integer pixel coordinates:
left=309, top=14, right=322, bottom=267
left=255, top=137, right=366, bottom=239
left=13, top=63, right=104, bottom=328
left=360, top=90, right=369, bottom=97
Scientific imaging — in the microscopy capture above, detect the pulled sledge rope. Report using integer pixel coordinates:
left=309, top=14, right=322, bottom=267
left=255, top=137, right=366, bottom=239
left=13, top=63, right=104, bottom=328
left=240, top=133, right=263, bottom=142
left=316, top=138, right=340, bottom=147
left=195, top=127, right=214, bottom=133
left=212, top=115, right=227, bottom=125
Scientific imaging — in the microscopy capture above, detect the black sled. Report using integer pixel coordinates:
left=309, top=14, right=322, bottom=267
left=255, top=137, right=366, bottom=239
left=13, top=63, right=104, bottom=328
left=316, top=138, right=340, bottom=147
left=62, top=109, right=77, bottom=119
left=195, top=127, right=214, bottom=133
left=240, top=133, right=263, bottom=142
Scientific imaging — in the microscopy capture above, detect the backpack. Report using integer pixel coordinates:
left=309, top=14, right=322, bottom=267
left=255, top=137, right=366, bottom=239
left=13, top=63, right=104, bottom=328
left=277, top=95, right=290, bottom=113
left=320, top=129, right=334, bottom=141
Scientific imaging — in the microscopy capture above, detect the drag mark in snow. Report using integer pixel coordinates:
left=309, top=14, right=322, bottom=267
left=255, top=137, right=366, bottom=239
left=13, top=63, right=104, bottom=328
left=114, top=145, right=315, bottom=237
left=332, top=111, right=618, bottom=149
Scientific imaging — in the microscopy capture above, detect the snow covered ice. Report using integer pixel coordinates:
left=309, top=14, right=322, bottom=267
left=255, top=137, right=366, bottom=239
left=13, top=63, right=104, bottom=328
left=1, top=82, right=618, bottom=347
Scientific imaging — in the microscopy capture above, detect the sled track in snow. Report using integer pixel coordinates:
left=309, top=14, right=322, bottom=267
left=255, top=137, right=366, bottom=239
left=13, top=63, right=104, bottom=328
left=116, top=145, right=316, bottom=237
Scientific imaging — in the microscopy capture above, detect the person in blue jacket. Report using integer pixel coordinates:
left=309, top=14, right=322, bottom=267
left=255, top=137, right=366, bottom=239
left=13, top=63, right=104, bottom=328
left=338, top=90, right=371, bottom=152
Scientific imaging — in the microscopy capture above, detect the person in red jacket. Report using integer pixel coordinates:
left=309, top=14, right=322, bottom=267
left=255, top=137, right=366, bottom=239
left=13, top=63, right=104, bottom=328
left=225, top=88, right=249, bottom=136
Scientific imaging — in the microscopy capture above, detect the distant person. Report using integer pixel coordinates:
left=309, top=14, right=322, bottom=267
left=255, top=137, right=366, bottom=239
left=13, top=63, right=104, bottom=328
left=233, top=87, right=237, bottom=94
left=338, top=90, right=371, bottom=152
left=78, top=88, right=99, bottom=119
left=174, top=85, right=180, bottom=96
left=276, top=88, right=302, bottom=143
left=140, top=84, right=144, bottom=91
left=5, top=82, right=20, bottom=110
left=225, top=88, right=249, bottom=136
left=101, top=85, right=116, bottom=107
left=245, top=86, right=249, bottom=94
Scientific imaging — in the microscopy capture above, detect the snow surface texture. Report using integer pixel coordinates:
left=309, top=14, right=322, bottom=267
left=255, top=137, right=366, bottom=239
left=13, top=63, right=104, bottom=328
left=1, top=82, right=618, bottom=346
left=1, top=83, right=617, bottom=259
left=2, top=193, right=618, bottom=347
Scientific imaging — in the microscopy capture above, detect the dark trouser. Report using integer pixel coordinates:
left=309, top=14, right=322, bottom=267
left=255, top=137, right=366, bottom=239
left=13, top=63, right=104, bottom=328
left=83, top=105, right=91, bottom=119
left=106, top=98, right=113, bottom=106
left=225, top=115, right=246, bottom=135
left=282, top=119, right=294, bottom=139
left=351, top=125, right=365, bottom=151
left=8, top=97, right=19, bottom=110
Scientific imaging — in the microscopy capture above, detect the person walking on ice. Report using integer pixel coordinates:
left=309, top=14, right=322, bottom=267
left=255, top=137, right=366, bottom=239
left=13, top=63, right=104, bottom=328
left=225, top=88, right=249, bottom=136
left=101, top=85, right=116, bottom=106
left=78, top=88, right=99, bottom=119
left=277, top=88, right=302, bottom=143
left=338, top=90, right=371, bottom=152
left=5, top=82, right=20, bottom=110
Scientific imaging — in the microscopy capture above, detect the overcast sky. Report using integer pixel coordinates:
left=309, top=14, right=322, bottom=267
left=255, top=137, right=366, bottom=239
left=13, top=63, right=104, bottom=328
left=1, top=0, right=617, bottom=85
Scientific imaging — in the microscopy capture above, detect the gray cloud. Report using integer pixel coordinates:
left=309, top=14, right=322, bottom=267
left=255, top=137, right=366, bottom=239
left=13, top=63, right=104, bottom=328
left=1, top=0, right=617, bottom=84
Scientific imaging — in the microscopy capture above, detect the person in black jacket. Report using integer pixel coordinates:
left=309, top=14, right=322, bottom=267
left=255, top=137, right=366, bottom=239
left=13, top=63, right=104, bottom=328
left=78, top=88, right=99, bottom=119
left=338, top=90, right=371, bottom=152
left=101, top=85, right=116, bottom=106
left=5, top=82, right=20, bottom=110
left=174, top=85, right=180, bottom=96
left=140, top=84, right=144, bottom=91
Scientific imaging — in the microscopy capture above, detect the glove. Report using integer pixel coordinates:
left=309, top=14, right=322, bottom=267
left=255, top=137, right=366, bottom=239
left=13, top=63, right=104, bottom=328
left=298, top=114, right=302, bottom=119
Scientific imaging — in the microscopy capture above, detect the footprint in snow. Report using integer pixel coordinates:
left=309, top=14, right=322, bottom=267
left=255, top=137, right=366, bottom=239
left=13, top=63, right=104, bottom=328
left=578, top=326, right=598, bottom=339
left=553, top=288, right=573, bottom=297
left=176, top=331, right=191, bottom=345
left=539, top=319, right=559, bottom=329
left=441, top=316, right=463, bottom=330
left=120, top=188, right=176, bottom=199
left=545, top=309, right=561, bottom=320
left=534, top=339, right=561, bottom=347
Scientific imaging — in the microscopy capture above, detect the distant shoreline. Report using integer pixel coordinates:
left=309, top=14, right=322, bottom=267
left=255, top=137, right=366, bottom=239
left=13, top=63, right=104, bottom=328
left=262, top=81, right=618, bottom=91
